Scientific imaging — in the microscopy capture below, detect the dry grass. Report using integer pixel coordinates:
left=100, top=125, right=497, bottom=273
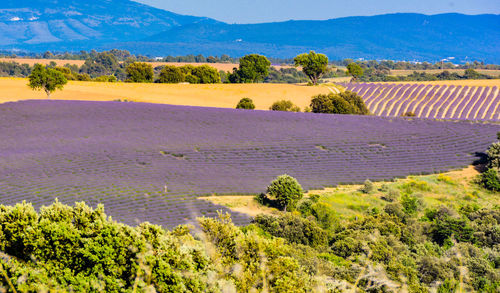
left=200, top=166, right=496, bottom=219
left=0, top=77, right=330, bottom=110
left=0, top=58, right=293, bottom=72
left=199, top=195, right=277, bottom=217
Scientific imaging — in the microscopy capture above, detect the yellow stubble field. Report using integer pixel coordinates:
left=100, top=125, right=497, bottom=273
left=0, top=78, right=331, bottom=110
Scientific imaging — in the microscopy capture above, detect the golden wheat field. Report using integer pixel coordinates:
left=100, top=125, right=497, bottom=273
left=0, top=77, right=330, bottom=110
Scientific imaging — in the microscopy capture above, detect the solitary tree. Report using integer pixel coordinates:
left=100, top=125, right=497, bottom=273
left=236, top=97, right=255, bottom=109
left=346, top=63, right=364, bottom=81
left=126, top=62, right=154, bottom=83
left=294, top=51, right=329, bottom=85
left=28, top=64, right=68, bottom=98
left=229, top=54, right=271, bottom=83
left=267, top=174, right=304, bottom=211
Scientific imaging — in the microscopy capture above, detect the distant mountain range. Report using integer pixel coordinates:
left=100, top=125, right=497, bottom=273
left=1, top=0, right=499, bottom=63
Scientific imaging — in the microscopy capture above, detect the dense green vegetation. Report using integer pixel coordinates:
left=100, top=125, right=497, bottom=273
left=228, top=54, right=272, bottom=83
left=310, top=91, right=370, bottom=115
left=2, top=163, right=498, bottom=292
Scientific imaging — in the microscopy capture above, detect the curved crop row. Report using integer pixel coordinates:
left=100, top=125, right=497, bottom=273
left=343, top=83, right=500, bottom=121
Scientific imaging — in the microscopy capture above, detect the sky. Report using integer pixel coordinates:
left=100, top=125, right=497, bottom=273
left=136, top=0, right=500, bottom=23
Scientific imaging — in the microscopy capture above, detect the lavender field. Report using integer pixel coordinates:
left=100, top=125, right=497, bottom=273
left=0, top=100, right=498, bottom=227
left=344, top=83, right=500, bottom=121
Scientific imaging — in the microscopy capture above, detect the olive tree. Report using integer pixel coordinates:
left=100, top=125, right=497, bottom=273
left=294, top=51, right=329, bottom=85
left=28, top=64, right=68, bottom=98
left=266, top=175, right=303, bottom=211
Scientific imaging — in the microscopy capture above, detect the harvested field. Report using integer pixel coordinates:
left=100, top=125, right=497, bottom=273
left=0, top=77, right=330, bottom=110
left=343, top=82, right=500, bottom=121
left=0, top=100, right=497, bottom=227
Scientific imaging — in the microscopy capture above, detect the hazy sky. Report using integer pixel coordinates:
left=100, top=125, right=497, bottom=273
left=136, top=0, right=500, bottom=23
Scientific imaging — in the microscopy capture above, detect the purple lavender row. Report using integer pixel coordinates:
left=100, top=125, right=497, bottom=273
left=466, top=87, right=490, bottom=120
left=389, top=84, right=425, bottom=117
left=380, top=84, right=414, bottom=116
left=483, top=87, right=500, bottom=120
left=458, top=87, right=482, bottom=119
left=420, top=85, right=447, bottom=117
left=443, top=86, right=469, bottom=119
left=430, top=86, right=457, bottom=119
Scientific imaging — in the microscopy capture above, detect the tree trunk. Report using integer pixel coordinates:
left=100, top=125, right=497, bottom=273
left=45, top=89, right=50, bottom=99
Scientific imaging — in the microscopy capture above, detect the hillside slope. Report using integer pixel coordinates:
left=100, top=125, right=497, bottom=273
left=0, top=0, right=209, bottom=46
left=143, top=13, right=500, bottom=62
left=0, top=0, right=498, bottom=63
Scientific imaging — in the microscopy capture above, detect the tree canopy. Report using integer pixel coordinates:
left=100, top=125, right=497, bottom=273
left=266, top=174, right=304, bottom=211
left=236, top=97, right=255, bottom=110
left=126, top=62, right=154, bottom=83
left=346, top=63, right=364, bottom=81
left=28, top=64, right=68, bottom=98
left=294, top=51, right=329, bottom=85
left=229, top=54, right=271, bottom=83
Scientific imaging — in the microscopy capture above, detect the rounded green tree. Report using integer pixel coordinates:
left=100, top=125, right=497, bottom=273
left=267, top=174, right=304, bottom=211
left=28, top=64, right=68, bottom=98
left=294, top=51, right=329, bottom=85
left=229, top=54, right=271, bottom=83
left=236, top=97, right=255, bottom=109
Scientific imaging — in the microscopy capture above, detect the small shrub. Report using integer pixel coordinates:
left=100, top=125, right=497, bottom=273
left=360, top=179, right=374, bottom=194
left=236, top=97, right=255, bottom=110
left=402, top=111, right=416, bottom=117
left=382, top=188, right=400, bottom=202
left=269, top=100, right=300, bottom=112
left=437, top=174, right=454, bottom=184
left=476, top=168, right=500, bottom=191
